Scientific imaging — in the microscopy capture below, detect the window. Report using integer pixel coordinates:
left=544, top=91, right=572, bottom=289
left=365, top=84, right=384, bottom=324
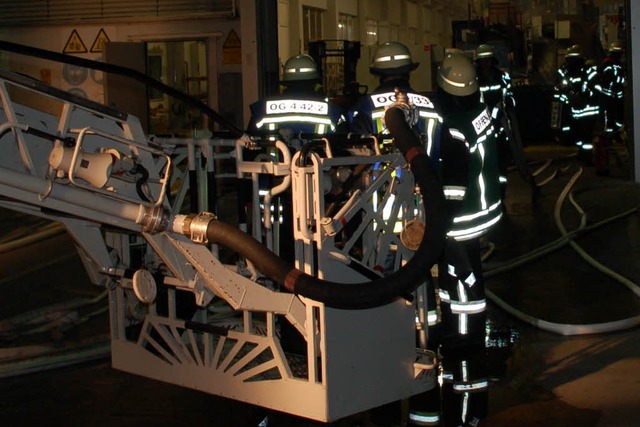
left=365, top=19, right=378, bottom=46
left=303, top=6, right=324, bottom=51
left=409, top=28, right=418, bottom=45
left=146, top=40, right=208, bottom=136
left=389, top=26, right=399, bottom=41
left=338, top=13, right=355, bottom=40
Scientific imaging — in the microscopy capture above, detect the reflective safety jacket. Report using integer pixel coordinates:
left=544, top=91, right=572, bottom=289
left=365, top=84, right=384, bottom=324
left=348, top=80, right=444, bottom=239
left=477, top=66, right=514, bottom=122
left=442, top=105, right=503, bottom=241
left=595, top=56, right=625, bottom=133
left=477, top=66, right=515, bottom=186
left=348, top=79, right=443, bottom=156
left=553, top=63, right=599, bottom=122
left=247, top=92, right=344, bottom=142
left=595, top=56, right=625, bottom=100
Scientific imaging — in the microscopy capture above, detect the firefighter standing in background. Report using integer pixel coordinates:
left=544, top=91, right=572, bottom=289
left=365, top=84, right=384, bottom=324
left=552, top=44, right=600, bottom=163
left=592, top=42, right=626, bottom=176
left=475, top=43, right=514, bottom=201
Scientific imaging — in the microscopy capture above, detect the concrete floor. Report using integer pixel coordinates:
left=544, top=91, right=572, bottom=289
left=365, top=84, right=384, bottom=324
left=482, top=144, right=640, bottom=427
left=1, top=145, right=639, bottom=426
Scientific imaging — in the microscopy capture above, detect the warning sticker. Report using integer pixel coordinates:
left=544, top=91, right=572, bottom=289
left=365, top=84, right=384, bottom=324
left=63, top=29, right=88, bottom=54
left=223, top=29, right=241, bottom=48
left=223, top=29, right=241, bottom=64
left=90, top=28, right=110, bottom=53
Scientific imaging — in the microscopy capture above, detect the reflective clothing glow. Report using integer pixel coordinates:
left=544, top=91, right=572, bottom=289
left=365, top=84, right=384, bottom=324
left=445, top=108, right=503, bottom=241
left=553, top=61, right=600, bottom=151
left=439, top=264, right=486, bottom=336
left=255, top=98, right=337, bottom=136
left=350, top=81, right=443, bottom=234
left=596, top=56, right=625, bottom=134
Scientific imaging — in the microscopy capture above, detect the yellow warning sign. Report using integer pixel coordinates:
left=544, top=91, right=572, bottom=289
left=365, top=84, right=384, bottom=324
left=90, top=28, right=110, bottom=53
left=223, top=29, right=241, bottom=64
left=223, top=29, right=241, bottom=48
left=63, top=29, right=88, bottom=54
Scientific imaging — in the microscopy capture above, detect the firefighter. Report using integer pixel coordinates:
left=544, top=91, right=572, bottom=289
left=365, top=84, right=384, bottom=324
left=407, top=51, right=497, bottom=427
left=475, top=43, right=514, bottom=201
left=244, top=53, right=346, bottom=239
left=345, top=44, right=449, bottom=426
left=552, top=44, right=600, bottom=163
left=243, top=53, right=345, bottom=283
left=244, top=56, right=350, bottom=398
left=434, top=51, right=500, bottom=426
left=347, top=41, right=444, bottom=328
left=592, top=42, right=626, bottom=176
left=348, top=41, right=442, bottom=153
left=434, top=50, right=502, bottom=348
left=246, top=53, right=345, bottom=147
left=244, top=52, right=348, bottom=260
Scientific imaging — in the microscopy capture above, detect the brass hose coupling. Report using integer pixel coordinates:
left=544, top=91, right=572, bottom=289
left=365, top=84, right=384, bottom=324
left=176, top=212, right=217, bottom=244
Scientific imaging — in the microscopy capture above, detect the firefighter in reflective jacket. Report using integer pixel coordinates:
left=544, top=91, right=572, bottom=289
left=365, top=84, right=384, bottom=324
left=437, top=50, right=498, bottom=427
left=436, top=51, right=502, bottom=345
left=475, top=44, right=514, bottom=200
left=552, top=45, right=599, bottom=162
left=245, top=55, right=347, bottom=360
left=592, top=42, right=626, bottom=175
left=246, top=54, right=345, bottom=148
left=348, top=41, right=444, bottom=329
left=597, top=42, right=625, bottom=138
left=244, top=54, right=344, bottom=259
left=407, top=51, right=497, bottom=427
left=349, top=41, right=442, bottom=155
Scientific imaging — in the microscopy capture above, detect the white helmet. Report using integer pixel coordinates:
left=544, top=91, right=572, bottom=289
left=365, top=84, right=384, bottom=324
left=370, top=41, right=419, bottom=76
left=609, top=42, right=623, bottom=53
left=282, top=54, right=320, bottom=82
left=475, top=44, right=495, bottom=60
left=565, top=44, right=582, bottom=58
left=437, top=52, right=478, bottom=96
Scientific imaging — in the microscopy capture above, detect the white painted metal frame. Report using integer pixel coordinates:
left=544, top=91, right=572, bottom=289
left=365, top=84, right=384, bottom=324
left=0, top=69, right=436, bottom=422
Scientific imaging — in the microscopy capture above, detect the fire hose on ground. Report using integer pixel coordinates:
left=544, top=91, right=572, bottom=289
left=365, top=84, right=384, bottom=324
left=484, top=164, right=640, bottom=335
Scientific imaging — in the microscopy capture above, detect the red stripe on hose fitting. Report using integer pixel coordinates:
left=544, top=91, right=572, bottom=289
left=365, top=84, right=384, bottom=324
left=405, top=146, right=424, bottom=164
left=284, top=269, right=303, bottom=292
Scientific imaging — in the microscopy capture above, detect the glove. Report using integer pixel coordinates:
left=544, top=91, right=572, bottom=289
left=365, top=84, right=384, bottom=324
left=383, top=88, right=418, bottom=128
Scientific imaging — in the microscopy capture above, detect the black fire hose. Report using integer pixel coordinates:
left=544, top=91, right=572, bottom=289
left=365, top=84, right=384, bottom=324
left=202, top=107, right=447, bottom=309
